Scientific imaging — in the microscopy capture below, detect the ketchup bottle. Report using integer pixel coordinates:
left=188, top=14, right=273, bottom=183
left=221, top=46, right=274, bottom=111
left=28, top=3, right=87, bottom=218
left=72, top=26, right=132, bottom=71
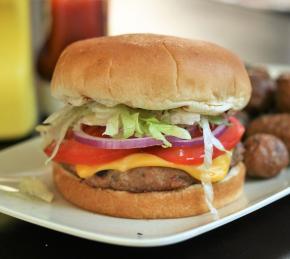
left=37, top=0, right=107, bottom=115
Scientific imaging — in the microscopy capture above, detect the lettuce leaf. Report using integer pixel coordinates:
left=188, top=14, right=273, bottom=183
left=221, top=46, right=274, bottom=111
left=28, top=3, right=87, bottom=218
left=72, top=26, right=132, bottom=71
left=120, top=109, right=136, bottom=138
left=101, top=107, right=192, bottom=147
left=148, top=123, right=171, bottom=147
left=154, top=123, right=191, bottom=140
left=132, top=113, right=144, bottom=137
left=103, top=113, right=120, bottom=137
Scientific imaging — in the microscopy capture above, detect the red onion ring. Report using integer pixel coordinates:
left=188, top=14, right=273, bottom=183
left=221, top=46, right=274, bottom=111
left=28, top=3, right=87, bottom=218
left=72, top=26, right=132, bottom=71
left=73, top=124, right=227, bottom=149
left=166, top=124, right=226, bottom=147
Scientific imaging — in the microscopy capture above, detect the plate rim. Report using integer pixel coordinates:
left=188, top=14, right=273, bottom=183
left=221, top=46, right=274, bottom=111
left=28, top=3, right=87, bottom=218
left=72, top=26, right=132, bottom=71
left=0, top=137, right=289, bottom=247
left=0, top=188, right=288, bottom=247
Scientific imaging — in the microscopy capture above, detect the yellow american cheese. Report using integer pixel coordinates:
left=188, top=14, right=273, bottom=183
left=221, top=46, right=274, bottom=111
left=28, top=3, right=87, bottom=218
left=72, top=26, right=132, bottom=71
left=75, top=152, right=232, bottom=182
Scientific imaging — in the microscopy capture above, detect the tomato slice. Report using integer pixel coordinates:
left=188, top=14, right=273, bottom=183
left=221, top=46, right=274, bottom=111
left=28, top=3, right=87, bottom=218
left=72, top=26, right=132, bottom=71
left=45, top=139, right=137, bottom=165
left=147, top=117, right=244, bottom=165
left=45, top=116, right=244, bottom=166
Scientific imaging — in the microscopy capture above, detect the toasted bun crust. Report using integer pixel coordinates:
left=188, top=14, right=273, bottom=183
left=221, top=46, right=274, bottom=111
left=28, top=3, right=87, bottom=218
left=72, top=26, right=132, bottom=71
left=53, top=162, right=246, bottom=219
left=51, top=34, right=251, bottom=115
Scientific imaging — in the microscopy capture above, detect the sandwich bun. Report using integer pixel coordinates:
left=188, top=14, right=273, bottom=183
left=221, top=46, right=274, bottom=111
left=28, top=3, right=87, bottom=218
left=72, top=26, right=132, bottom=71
left=51, top=34, right=251, bottom=115
left=53, top=162, right=245, bottom=219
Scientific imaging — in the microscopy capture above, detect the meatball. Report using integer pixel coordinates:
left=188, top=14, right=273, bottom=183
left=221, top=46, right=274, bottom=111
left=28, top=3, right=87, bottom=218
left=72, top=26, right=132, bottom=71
left=247, top=66, right=271, bottom=79
left=245, top=67, right=276, bottom=115
left=244, top=134, right=289, bottom=178
left=276, top=73, right=290, bottom=112
left=247, top=113, right=290, bottom=155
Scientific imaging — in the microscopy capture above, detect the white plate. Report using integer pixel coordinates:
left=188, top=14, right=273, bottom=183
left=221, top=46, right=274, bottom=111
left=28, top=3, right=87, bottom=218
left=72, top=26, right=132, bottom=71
left=0, top=138, right=289, bottom=247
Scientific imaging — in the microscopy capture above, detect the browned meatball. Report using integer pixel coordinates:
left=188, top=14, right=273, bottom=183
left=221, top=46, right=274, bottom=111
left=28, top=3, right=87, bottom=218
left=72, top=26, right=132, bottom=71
left=245, top=67, right=276, bottom=114
left=247, top=114, right=290, bottom=155
left=244, top=134, right=289, bottom=178
left=247, top=66, right=271, bottom=79
left=276, top=73, right=290, bottom=112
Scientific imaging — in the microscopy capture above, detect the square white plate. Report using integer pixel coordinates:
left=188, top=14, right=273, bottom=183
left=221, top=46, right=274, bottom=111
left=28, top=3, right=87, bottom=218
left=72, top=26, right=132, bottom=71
left=0, top=138, right=289, bottom=247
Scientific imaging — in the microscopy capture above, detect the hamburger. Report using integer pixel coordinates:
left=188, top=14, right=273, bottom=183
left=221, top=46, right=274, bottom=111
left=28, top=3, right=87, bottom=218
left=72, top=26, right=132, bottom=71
left=37, top=34, right=251, bottom=219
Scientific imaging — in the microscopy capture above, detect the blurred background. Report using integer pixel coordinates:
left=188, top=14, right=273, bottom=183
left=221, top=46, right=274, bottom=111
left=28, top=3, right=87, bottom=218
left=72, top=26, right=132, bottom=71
left=1, top=0, right=290, bottom=141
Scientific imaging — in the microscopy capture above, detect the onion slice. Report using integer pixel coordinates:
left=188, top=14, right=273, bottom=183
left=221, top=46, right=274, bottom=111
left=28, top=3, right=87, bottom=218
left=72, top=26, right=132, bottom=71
left=166, top=124, right=226, bottom=147
left=73, top=124, right=227, bottom=149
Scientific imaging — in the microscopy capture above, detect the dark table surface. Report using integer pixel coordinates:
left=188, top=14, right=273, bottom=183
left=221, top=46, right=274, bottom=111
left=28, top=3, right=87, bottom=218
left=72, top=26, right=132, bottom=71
left=0, top=139, right=289, bottom=259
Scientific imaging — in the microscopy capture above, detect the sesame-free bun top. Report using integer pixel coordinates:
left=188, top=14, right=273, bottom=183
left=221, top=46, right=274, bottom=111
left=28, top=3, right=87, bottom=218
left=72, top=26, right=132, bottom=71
left=51, top=34, right=251, bottom=115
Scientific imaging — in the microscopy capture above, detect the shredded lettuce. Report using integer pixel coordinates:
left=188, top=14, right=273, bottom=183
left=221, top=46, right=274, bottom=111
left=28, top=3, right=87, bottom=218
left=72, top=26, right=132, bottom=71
left=18, top=177, right=54, bottom=203
left=103, top=113, right=120, bottom=137
left=36, top=102, right=229, bottom=164
left=199, top=116, right=229, bottom=217
left=152, top=123, right=191, bottom=139
left=43, top=105, right=74, bottom=124
left=201, top=118, right=214, bottom=168
left=207, top=115, right=229, bottom=126
left=148, top=123, right=171, bottom=147
left=36, top=103, right=196, bottom=162
left=100, top=107, right=191, bottom=146
left=200, top=117, right=228, bottom=168
left=120, top=109, right=136, bottom=138
left=132, top=113, right=144, bottom=137
left=201, top=176, right=218, bottom=217
left=162, top=108, right=200, bottom=125
left=36, top=104, right=92, bottom=163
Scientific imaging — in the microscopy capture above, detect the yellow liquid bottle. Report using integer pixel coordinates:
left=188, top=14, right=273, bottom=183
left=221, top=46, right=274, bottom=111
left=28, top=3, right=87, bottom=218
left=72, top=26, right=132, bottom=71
left=0, top=0, right=37, bottom=139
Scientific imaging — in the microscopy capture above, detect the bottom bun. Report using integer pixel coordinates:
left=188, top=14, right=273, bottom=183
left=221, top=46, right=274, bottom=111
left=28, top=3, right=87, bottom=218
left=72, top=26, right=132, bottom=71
left=53, top=162, right=246, bottom=219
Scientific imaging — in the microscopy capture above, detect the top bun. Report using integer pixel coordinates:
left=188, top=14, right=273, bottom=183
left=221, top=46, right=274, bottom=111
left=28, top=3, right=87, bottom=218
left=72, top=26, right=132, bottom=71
left=51, top=34, right=251, bottom=115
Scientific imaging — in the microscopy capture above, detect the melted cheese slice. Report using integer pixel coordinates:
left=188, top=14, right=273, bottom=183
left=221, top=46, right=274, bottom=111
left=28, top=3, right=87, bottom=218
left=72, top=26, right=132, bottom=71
left=75, top=152, right=232, bottom=182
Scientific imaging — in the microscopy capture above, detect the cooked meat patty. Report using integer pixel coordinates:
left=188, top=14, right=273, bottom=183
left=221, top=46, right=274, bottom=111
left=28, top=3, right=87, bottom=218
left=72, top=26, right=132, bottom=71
left=62, top=145, right=244, bottom=193
left=84, top=167, right=195, bottom=192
